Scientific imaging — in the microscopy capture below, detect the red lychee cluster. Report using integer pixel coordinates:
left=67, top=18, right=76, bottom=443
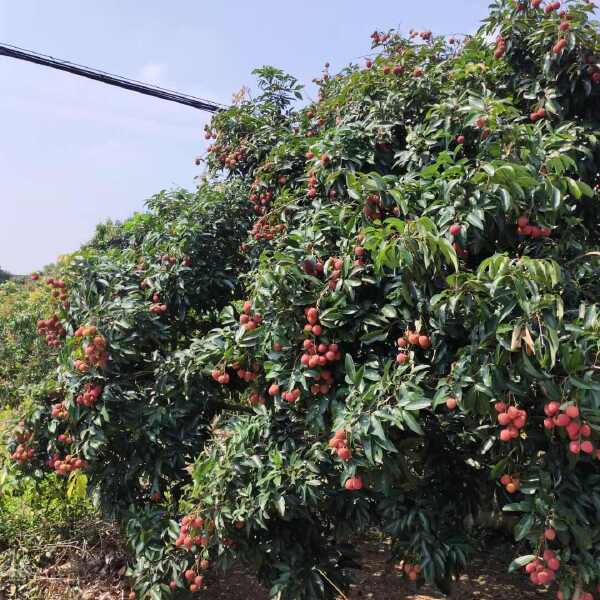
left=183, top=569, right=205, bottom=594
left=300, top=338, right=341, bottom=369
left=248, top=391, right=266, bottom=406
left=239, top=300, right=262, bottom=331
left=76, top=383, right=103, bottom=408
left=175, top=514, right=210, bottom=552
left=448, top=224, right=469, bottom=258
left=49, top=454, right=87, bottom=476
left=398, top=561, right=422, bottom=581
left=328, top=429, right=352, bottom=461
left=544, top=1, right=560, bottom=13
left=382, top=64, right=404, bottom=76
left=248, top=185, right=273, bottom=215
left=51, top=401, right=68, bottom=419
left=14, top=427, right=32, bottom=444
left=553, top=37, right=567, bottom=54
left=309, top=371, right=334, bottom=396
left=211, top=368, right=230, bottom=385
left=203, top=125, right=217, bottom=140
left=250, top=219, right=285, bottom=241
left=37, top=315, right=66, bottom=348
left=46, top=277, right=70, bottom=309
left=516, top=215, right=551, bottom=238
left=495, top=402, right=528, bottom=441
left=344, top=474, right=364, bottom=491
left=302, top=258, right=325, bottom=276
left=396, top=330, right=431, bottom=364
left=500, top=473, right=521, bottom=494
left=353, top=245, right=367, bottom=267
left=303, top=306, right=324, bottom=337
left=281, top=388, right=302, bottom=403
left=449, top=223, right=462, bottom=236
left=370, top=30, right=390, bottom=45
left=233, top=362, right=259, bottom=383
left=587, top=55, right=600, bottom=84
left=530, top=107, right=547, bottom=122
left=409, top=30, right=432, bottom=42
left=160, top=254, right=178, bottom=266
left=494, top=34, right=506, bottom=59
left=475, top=115, right=488, bottom=129
left=445, top=396, right=458, bottom=410
left=363, top=193, right=384, bottom=221
left=11, top=442, right=35, bottom=465
left=306, top=172, right=320, bottom=201
left=326, top=257, right=344, bottom=289
left=524, top=549, right=560, bottom=586
left=149, top=290, right=168, bottom=314
left=208, top=143, right=247, bottom=170
left=543, top=402, right=598, bottom=456
left=57, top=433, right=73, bottom=444
left=74, top=327, right=108, bottom=371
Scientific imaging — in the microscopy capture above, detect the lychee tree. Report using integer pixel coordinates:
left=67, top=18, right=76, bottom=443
left=6, top=0, right=600, bottom=599
left=179, top=2, right=600, bottom=599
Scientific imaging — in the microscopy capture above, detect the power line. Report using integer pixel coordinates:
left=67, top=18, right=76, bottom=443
left=0, top=42, right=227, bottom=113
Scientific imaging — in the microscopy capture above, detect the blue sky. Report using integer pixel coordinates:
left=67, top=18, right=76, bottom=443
left=0, top=1, right=491, bottom=274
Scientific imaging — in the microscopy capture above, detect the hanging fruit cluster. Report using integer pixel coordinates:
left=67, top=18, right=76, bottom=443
left=76, top=383, right=103, bottom=408
left=48, top=453, right=87, bottom=476
left=36, top=315, right=66, bottom=348
left=495, top=402, right=528, bottom=442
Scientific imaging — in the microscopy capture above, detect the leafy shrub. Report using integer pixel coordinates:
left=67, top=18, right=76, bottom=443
left=7, top=1, right=600, bottom=599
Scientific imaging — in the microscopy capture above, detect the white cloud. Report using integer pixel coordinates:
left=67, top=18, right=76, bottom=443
left=138, top=62, right=167, bottom=85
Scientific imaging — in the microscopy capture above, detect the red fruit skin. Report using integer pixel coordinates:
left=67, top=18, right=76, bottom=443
left=553, top=38, right=567, bottom=54
left=498, top=413, right=512, bottom=426
left=418, top=335, right=431, bottom=349
left=449, top=224, right=462, bottom=236
left=337, top=447, right=352, bottom=461
left=408, top=333, right=420, bottom=346
left=446, top=397, right=458, bottom=410
left=581, top=440, right=594, bottom=454
left=565, top=405, right=579, bottom=419
left=396, top=352, right=409, bottom=365
left=456, top=135, right=465, bottom=144
left=547, top=558, right=560, bottom=572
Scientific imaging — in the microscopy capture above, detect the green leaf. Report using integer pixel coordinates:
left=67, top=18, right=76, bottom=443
left=345, top=353, right=356, bottom=382
left=508, top=555, right=537, bottom=573
left=514, top=514, right=534, bottom=541
left=402, top=411, right=424, bottom=435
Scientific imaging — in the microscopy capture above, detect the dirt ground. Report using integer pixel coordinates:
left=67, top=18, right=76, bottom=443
left=208, top=539, right=550, bottom=600
left=4, top=538, right=550, bottom=600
